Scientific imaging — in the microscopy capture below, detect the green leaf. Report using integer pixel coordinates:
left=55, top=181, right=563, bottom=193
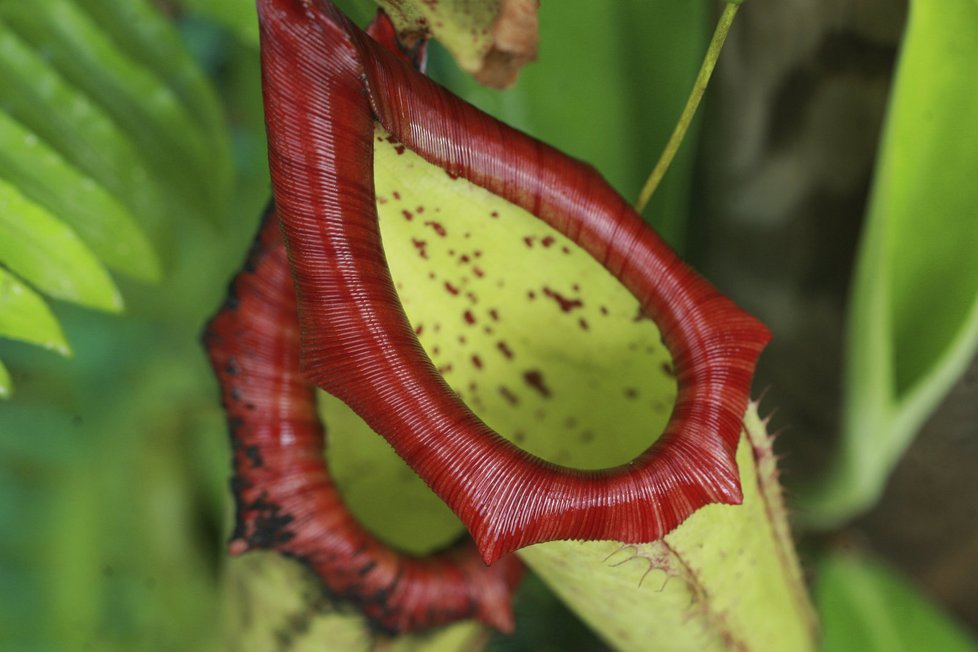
left=0, top=0, right=234, bottom=387
left=0, top=263, right=78, bottom=399
left=0, top=111, right=160, bottom=283
left=0, top=0, right=228, bottom=223
left=179, top=0, right=260, bottom=46
left=0, top=357, right=10, bottom=399
left=0, top=266, right=70, bottom=355
left=0, top=22, right=166, bottom=238
left=72, top=0, right=233, bottom=209
left=799, top=0, right=978, bottom=526
left=0, top=179, right=122, bottom=312
left=816, top=552, right=978, bottom=652
left=74, top=0, right=228, bottom=139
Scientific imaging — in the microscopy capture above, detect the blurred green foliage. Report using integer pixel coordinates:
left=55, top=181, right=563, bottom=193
left=816, top=551, right=978, bottom=652
left=0, top=0, right=232, bottom=396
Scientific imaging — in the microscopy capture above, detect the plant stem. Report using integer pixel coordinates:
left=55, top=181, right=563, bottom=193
left=634, top=1, right=742, bottom=215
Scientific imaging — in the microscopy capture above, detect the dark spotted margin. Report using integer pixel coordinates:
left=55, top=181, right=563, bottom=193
left=257, top=0, right=771, bottom=566
left=204, top=206, right=522, bottom=634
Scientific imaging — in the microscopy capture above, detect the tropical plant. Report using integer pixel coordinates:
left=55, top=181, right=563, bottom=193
left=1, top=0, right=976, bottom=651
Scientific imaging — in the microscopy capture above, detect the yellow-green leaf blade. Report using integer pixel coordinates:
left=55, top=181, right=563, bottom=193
left=72, top=0, right=233, bottom=212
left=0, top=0, right=226, bottom=223
left=0, top=23, right=166, bottom=241
left=0, top=266, right=70, bottom=355
left=74, top=0, right=227, bottom=140
left=0, top=179, right=122, bottom=312
left=0, top=111, right=160, bottom=283
left=884, top=1, right=978, bottom=398
left=800, top=0, right=978, bottom=526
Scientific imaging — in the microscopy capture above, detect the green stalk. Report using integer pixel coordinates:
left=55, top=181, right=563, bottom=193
left=634, top=1, right=741, bottom=214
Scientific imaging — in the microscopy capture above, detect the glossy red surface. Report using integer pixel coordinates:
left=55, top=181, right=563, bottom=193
left=257, top=0, right=771, bottom=564
left=204, top=207, right=522, bottom=633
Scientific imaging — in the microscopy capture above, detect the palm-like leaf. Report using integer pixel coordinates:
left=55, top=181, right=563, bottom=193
left=0, top=0, right=231, bottom=397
